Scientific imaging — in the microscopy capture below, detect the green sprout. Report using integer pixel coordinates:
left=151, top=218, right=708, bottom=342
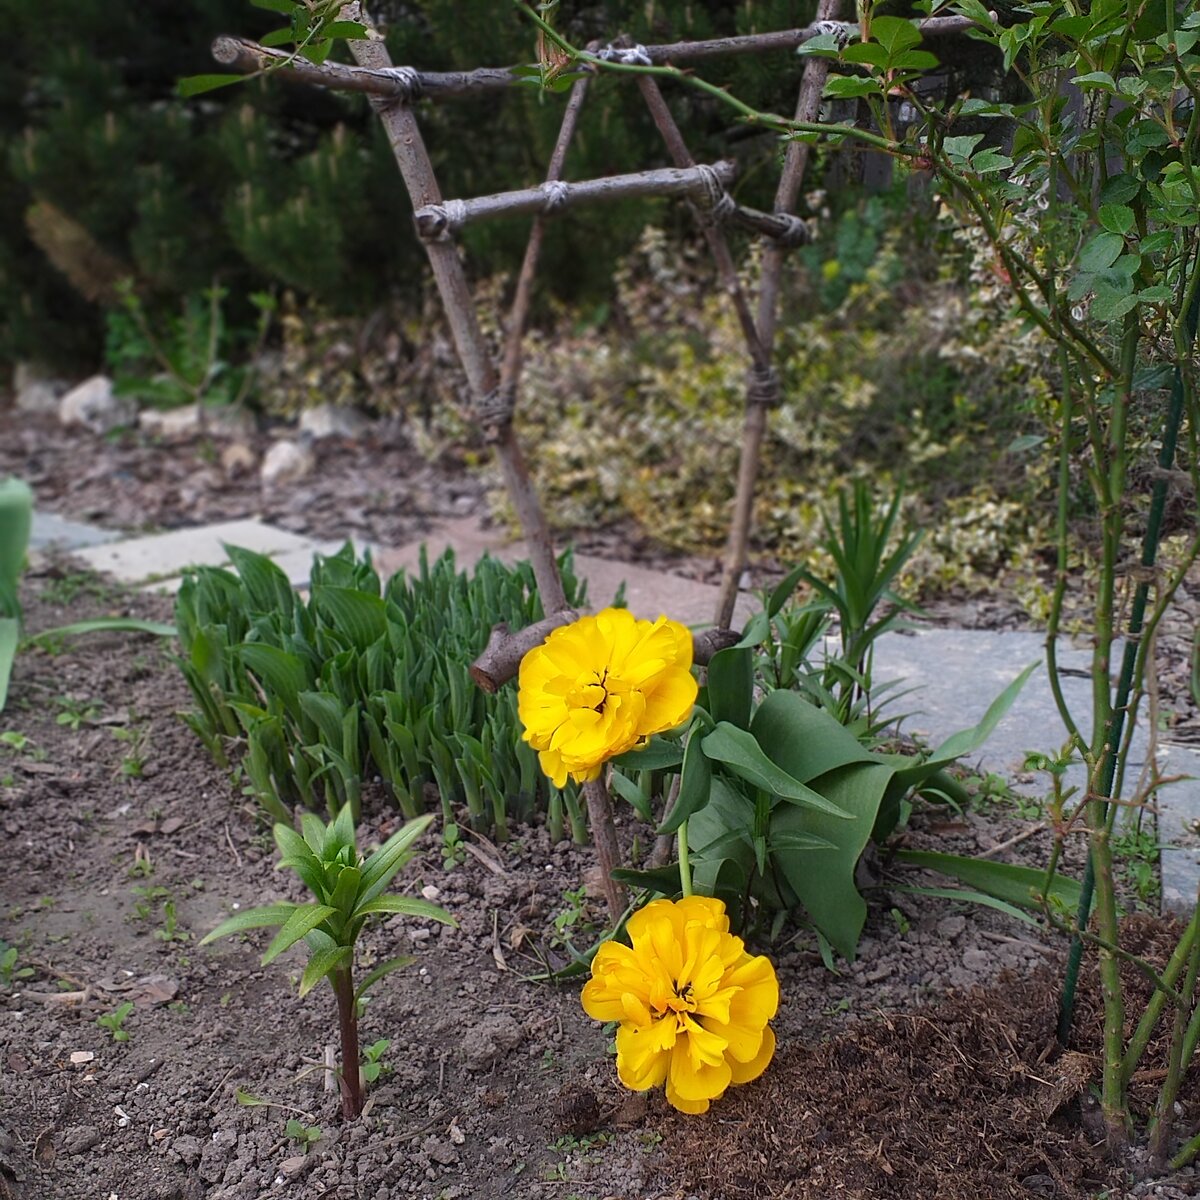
left=202, top=805, right=451, bottom=1119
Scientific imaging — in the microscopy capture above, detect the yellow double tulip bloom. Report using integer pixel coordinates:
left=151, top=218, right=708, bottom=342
left=517, top=607, right=698, bottom=787
left=582, top=896, right=779, bottom=1114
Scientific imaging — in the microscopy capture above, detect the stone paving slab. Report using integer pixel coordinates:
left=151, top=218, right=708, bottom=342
left=143, top=540, right=350, bottom=595
left=72, top=519, right=317, bottom=588
left=30, top=510, right=121, bottom=551
left=374, top=519, right=757, bottom=628
left=1151, top=743, right=1200, bottom=914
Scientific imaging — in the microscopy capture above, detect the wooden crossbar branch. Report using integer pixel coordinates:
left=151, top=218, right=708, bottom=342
left=412, top=161, right=737, bottom=241
left=212, top=14, right=977, bottom=102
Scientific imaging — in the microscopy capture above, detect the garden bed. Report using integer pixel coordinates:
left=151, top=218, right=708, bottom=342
left=0, top=567, right=1196, bottom=1200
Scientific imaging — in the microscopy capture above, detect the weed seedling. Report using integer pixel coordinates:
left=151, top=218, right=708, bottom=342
left=97, top=1001, right=135, bottom=1042
left=131, top=884, right=169, bottom=923
left=361, top=1039, right=390, bottom=1083
left=0, top=941, right=33, bottom=990
left=441, top=821, right=466, bottom=870
left=889, top=907, right=911, bottom=936
left=285, top=1118, right=322, bottom=1152
left=154, top=898, right=189, bottom=943
left=0, top=730, right=29, bottom=752
left=54, top=696, right=100, bottom=731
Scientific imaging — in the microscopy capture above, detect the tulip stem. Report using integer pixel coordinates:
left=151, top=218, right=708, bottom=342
left=678, top=820, right=693, bottom=897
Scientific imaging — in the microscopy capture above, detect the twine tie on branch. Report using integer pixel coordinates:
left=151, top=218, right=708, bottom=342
left=540, top=179, right=570, bottom=215
left=814, top=21, right=854, bottom=48
left=379, top=65, right=423, bottom=103
left=596, top=43, right=653, bottom=66
left=746, top=364, right=781, bottom=408
left=696, top=162, right=737, bottom=221
left=416, top=197, right=469, bottom=241
left=773, top=212, right=811, bottom=248
left=476, top=383, right=517, bottom=442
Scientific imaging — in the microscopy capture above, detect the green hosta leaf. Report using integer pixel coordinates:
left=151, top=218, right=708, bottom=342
left=894, top=851, right=1081, bottom=913
left=706, top=646, right=753, bottom=730
left=300, top=690, right=347, bottom=752
left=201, top=903, right=297, bottom=944
left=298, top=944, right=351, bottom=997
left=657, top=728, right=713, bottom=836
left=33, top=618, right=176, bottom=641
left=354, top=955, right=416, bottom=1001
left=260, top=904, right=337, bottom=966
left=609, top=737, right=683, bottom=772
left=312, top=586, right=387, bottom=651
left=225, top=545, right=294, bottom=615
left=352, top=895, right=455, bottom=924
left=701, top=722, right=852, bottom=819
left=239, top=644, right=309, bottom=714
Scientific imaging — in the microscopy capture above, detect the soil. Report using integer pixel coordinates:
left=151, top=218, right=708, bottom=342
left=4, top=413, right=1200, bottom=1199
left=0, top=563, right=1197, bottom=1200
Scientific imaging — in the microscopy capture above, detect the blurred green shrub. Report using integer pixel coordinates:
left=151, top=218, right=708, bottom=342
left=2, top=0, right=824, bottom=372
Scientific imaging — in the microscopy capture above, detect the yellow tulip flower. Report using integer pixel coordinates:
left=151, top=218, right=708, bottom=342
left=517, top=607, right=698, bottom=787
left=581, top=896, right=779, bottom=1114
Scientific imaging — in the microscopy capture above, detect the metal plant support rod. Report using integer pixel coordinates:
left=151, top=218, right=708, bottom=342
left=411, top=161, right=738, bottom=241
left=712, top=0, right=844, bottom=630
left=211, top=14, right=980, bottom=103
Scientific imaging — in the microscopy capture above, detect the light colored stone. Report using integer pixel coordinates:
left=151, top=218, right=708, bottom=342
left=220, top=441, right=257, bottom=478
left=72, top=518, right=316, bottom=587
left=58, top=375, right=136, bottom=434
left=139, top=405, right=201, bottom=440
left=14, top=362, right=68, bottom=414
left=261, top=439, right=315, bottom=486
left=138, top=404, right=257, bottom=442
left=299, top=403, right=370, bottom=440
left=1154, top=742, right=1200, bottom=916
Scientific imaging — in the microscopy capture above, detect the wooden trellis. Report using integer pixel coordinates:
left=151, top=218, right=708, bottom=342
left=213, top=1, right=973, bottom=917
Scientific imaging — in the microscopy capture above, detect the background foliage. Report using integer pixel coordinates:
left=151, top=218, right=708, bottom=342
left=3, top=0, right=825, bottom=371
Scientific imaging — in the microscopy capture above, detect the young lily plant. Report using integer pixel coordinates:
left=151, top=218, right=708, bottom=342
left=202, top=805, right=452, bottom=1119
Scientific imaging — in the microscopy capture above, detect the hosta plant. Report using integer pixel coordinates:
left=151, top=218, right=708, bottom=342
left=202, top=805, right=452, bottom=1119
